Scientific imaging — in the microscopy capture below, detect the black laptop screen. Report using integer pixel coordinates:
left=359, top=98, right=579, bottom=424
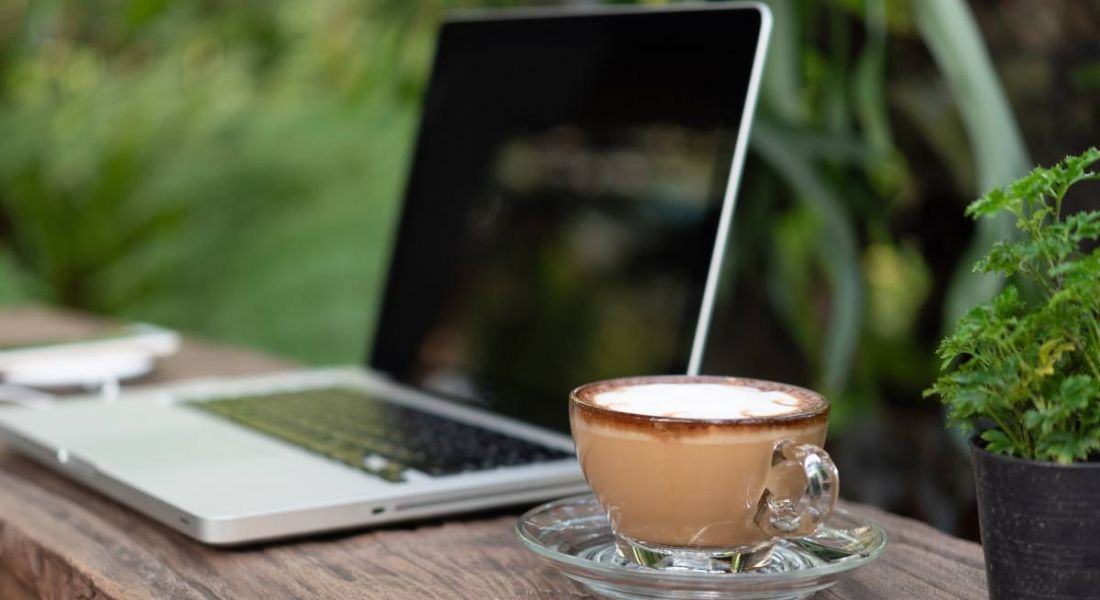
left=369, top=8, right=764, bottom=432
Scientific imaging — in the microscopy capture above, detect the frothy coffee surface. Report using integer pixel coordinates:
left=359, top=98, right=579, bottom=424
left=590, top=383, right=807, bottom=420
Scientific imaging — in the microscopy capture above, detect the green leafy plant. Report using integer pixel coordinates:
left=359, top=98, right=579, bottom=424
left=926, top=148, right=1100, bottom=463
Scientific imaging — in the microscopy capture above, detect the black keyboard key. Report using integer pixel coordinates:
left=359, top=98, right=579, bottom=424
left=189, top=387, right=573, bottom=483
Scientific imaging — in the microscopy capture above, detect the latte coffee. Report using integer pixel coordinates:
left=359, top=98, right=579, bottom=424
left=569, top=375, right=836, bottom=570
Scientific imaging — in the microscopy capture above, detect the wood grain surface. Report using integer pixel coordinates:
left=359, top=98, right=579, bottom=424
left=0, top=306, right=989, bottom=599
left=0, top=566, right=35, bottom=600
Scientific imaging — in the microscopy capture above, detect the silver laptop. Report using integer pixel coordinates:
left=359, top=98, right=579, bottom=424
left=0, top=3, right=771, bottom=545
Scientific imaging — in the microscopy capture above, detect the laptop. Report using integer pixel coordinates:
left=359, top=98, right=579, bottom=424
left=0, top=3, right=771, bottom=545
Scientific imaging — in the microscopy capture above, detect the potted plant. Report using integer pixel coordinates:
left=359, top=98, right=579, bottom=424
left=926, top=147, right=1100, bottom=600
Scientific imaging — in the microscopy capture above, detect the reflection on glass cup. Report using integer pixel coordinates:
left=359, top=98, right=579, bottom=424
left=569, top=375, right=838, bottom=572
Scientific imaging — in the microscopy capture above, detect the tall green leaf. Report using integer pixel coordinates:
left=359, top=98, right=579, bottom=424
left=758, top=0, right=805, bottom=125
left=914, top=0, right=1030, bottom=326
left=852, top=0, right=891, bottom=156
left=752, top=120, right=864, bottom=395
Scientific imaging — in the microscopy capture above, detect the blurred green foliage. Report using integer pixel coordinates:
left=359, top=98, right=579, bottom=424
left=0, top=0, right=1079, bottom=426
left=720, top=0, right=1028, bottom=428
left=0, top=0, right=442, bottom=361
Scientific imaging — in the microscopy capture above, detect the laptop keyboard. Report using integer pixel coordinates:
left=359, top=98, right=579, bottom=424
left=189, top=387, right=573, bottom=483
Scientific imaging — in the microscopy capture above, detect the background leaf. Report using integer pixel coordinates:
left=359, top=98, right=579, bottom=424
left=914, top=0, right=1030, bottom=327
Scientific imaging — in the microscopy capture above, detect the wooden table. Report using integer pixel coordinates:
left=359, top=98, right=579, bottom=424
left=0, top=306, right=989, bottom=599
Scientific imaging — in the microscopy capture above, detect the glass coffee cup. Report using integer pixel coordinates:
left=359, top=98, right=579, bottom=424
left=569, top=375, right=838, bottom=572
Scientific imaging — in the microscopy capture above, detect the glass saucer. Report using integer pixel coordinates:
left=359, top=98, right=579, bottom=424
left=515, top=494, right=887, bottom=600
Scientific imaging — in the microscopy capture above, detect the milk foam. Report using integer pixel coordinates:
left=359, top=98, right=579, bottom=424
left=590, top=383, right=806, bottom=419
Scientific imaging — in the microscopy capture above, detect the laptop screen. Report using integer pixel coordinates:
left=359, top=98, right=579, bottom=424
left=370, top=7, right=766, bottom=433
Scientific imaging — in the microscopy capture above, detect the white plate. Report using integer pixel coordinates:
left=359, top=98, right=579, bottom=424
left=2, top=350, right=155, bottom=390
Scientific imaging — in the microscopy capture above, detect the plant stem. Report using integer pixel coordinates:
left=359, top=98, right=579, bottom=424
left=1087, top=319, right=1100, bottom=380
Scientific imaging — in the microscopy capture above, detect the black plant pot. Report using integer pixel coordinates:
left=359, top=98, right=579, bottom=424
left=971, top=439, right=1100, bottom=599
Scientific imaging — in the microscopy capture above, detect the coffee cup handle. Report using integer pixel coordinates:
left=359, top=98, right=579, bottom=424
left=753, top=438, right=839, bottom=539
